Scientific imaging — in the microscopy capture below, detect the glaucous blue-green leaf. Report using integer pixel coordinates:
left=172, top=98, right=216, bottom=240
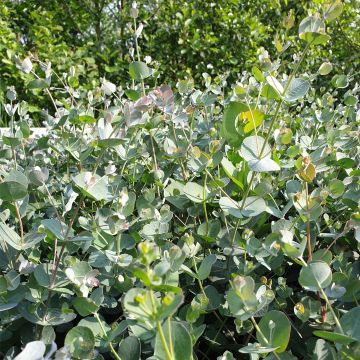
left=0, top=223, right=45, bottom=250
left=279, top=231, right=306, bottom=258
left=241, top=134, right=281, bottom=173
left=299, top=16, right=330, bottom=45
left=0, top=285, right=27, bottom=311
left=337, top=307, right=360, bottom=342
left=129, top=61, right=150, bottom=81
left=123, top=288, right=154, bottom=321
left=266, top=76, right=284, bottom=96
left=233, top=276, right=255, bottom=300
left=219, top=196, right=267, bottom=218
left=312, top=339, right=337, bottom=360
left=118, top=336, right=141, bottom=360
left=13, top=341, right=46, bottom=360
left=73, top=172, right=110, bottom=201
left=299, top=261, right=332, bottom=291
left=34, top=263, right=68, bottom=288
left=65, top=261, right=94, bottom=286
left=198, top=254, right=216, bottom=280
left=64, top=326, right=95, bottom=358
left=28, top=167, right=49, bottom=186
left=20, top=304, right=76, bottom=326
left=41, top=219, right=68, bottom=241
left=154, top=321, right=192, bottom=360
left=183, top=182, right=209, bottom=203
left=0, top=170, right=28, bottom=201
left=312, top=249, right=332, bottom=265
left=240, top=136, right=271, bottom=162
left=41, top=326, right=56, bottom=345
left=248, top=158, right=280, bottom=172
left=256, top=310, right=291, bottom=353
left=73, top=297, right=99, bottom=317
left=284, top=78, right=310, bottom=102
left=157, top=293, right=184, bottom=320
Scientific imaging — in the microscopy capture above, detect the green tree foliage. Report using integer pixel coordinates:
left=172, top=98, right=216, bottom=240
left=1, top=0, right=359, bottom=119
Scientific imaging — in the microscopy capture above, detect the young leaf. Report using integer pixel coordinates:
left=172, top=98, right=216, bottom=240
left=197, top=254, right=216, bottom=280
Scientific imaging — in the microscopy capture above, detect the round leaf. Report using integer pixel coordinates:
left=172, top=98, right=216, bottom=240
left=129, top=61, right=150, bottom=81
left=257, top=310, right=291, bottom=353
left=183, top=182, right=209, bottom=203
left=64, top=326, right=95, bottom=358
left=118, top=336, right=141, bottom=360
left=299, top=261, right=332, bottom=292
left=299, top=16, right=330, bottom=45
left=241, top=136, right=271, bottom=161
left=284, top=78, right=310, bottom=102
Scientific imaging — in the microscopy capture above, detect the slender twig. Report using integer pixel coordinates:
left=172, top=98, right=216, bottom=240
left=318, top=286, right=344, bottom=335
left=94, top=313, right=122, bottom=360
left=157, top=321, right=173, bottom=360
left=305, top=182, right=313, bottom=262
left=14, top=201, right=24, bottom=245
left=250, top=317, right=281, bottom=360
left=203, top=172, right=209, bottom=235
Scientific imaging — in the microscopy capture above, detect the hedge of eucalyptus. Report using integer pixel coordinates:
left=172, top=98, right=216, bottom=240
left=0, top=1, right=359, bottom=360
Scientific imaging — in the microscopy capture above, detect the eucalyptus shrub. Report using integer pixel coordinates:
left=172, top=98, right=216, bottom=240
left=0, top=2, right=359, bottom=360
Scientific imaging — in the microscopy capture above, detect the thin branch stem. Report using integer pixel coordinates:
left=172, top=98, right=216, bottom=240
left=14, top=201, right=24, bottom=245
left=94, top=313, right=122, bottom=360
left=305, top=182, right=313, bottom=262
left=250, top=317, right=281, bottom=360
left=157, top=321, right=173, bottom=360
left=318, top=286, right=344, bottom=335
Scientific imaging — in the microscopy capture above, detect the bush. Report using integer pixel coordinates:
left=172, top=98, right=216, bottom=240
left=0, top=2, right=359, bottom=359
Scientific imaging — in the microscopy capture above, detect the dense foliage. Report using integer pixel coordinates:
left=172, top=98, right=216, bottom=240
left=1, top=0, right=359, bottom=125
left=0, top=1, right=359, bottom=360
